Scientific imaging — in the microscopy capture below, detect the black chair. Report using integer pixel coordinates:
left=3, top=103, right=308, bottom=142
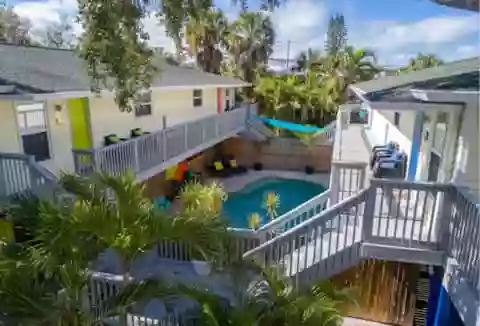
left=104, top=134, right=127, bottom=146
left=207, top=160, right=235, bottom=178
left=130, top=128, right=151, bottom=138
left=222, top=155, right=247, bottom=174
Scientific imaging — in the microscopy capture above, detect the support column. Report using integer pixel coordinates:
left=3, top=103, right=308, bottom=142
left=407, top=111, right=424, bottom=181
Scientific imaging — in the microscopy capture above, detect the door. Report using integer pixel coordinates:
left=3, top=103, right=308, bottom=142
left=67, top=98, right=92, bottom=150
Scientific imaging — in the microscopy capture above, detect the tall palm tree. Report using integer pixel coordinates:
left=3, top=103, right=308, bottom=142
left=0, top=173, right=232, bottom=325
left=185, top=7, right=229, bottom=74
left=405, top=53, right=443, bottom=72
left=226, top=12, right=275, bottom=84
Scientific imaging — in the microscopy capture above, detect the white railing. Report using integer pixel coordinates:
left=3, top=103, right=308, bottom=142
left=88, top=272, right=197, bottom=325
left=323, top=120, right=337, bottom=143
left=243, top=179, right=479, bottom=292
left=0, top=152, right=62, bottom=201
left=72, top=108, right=249, bottom=178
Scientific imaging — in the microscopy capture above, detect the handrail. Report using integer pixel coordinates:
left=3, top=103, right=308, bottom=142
left=243, top=188, right=369, bottom=258
left=256, top=189, right=331, bottom=233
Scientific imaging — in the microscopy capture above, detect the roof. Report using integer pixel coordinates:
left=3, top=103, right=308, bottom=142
left=352, top=57, right=480, bottom=94
left=0, top=44, right=248, bottom=95
left=350, top=58, right=480, bottom=104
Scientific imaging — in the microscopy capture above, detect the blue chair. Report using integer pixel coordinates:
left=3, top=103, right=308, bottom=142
left=370, top=141, right=399, bottom=169
left=373, top=151, right=408, bottom=179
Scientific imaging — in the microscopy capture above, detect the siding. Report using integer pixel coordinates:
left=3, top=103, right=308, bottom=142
left=0, top=87, right=228, bottom=176
left=452, top=94, right=480, bottom=202
left=88, top=88, right=218, bottom=147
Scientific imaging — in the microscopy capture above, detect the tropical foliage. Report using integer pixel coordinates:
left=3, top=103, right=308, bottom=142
left=184, top=266, right=355, bottom=325
left=254, top=72, right=339, bottom=126
left=0, top=173, right=230, bottom=325
left=403, top=53, right=444, bottom=72
left=0, top=173, right=354, bottom=325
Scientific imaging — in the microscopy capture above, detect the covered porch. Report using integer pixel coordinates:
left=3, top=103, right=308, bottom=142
left=72, top=106, right=251, bottom=182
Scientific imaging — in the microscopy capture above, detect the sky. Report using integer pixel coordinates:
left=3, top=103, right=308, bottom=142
left=9, top=0, right=480, bottom=68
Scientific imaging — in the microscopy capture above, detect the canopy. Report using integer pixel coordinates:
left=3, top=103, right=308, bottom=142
left=256, top=116, right=327, bottom=133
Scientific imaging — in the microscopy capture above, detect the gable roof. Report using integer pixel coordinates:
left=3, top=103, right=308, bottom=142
left=0, top=44, right=248, bottom=95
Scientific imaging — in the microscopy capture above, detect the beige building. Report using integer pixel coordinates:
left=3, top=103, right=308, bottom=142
left=0, top=44, right=248, bottom=175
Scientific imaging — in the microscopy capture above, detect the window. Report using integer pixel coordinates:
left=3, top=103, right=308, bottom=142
left=193, top=89, right=202, bottom=107
left=134, top=90, right=152, bottom=117
left=16, top=103, right=51, bottom=162
left=394, top=112, right=401, bottom=126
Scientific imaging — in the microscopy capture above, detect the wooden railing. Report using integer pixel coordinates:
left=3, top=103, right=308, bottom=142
left=72, top=107, right=249, bottom=178
left=0, top=153, right=62, bottom=201
left=242, top=180, right=479, bottom=292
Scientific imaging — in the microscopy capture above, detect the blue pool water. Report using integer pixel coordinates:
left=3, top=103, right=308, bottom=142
left=222, top=178, right=326, bottom=229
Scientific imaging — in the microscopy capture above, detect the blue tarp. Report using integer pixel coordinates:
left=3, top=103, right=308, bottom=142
left=256, top=116, right=326, bottom=133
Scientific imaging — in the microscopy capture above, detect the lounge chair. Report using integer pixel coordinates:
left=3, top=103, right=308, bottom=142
left=104, top=134, right=127, bottom=146
left=222, top=156, right=247, bottom=174
left=207, top=160, right=234, bottom=178
left=130, top=128, right=151, bottom=138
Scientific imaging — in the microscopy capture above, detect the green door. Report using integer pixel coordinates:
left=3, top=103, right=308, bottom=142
left=67, top=98, right=92, bottom=149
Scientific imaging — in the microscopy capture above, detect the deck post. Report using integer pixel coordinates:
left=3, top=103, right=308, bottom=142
left=362, top=184, right=377, bottom=241
left=407, top=111, right=425, bottom=181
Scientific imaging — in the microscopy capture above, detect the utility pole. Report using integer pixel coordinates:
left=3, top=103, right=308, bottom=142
left=285, top=40, right=291, bottom=69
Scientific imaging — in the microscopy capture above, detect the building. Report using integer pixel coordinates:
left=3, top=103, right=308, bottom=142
left=0, top=44, right=248, bottom=176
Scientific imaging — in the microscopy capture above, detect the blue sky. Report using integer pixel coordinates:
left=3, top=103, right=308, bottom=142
left=11, top=0, right=480, bottom=67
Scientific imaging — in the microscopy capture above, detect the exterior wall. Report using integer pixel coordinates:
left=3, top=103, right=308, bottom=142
left=452, top=94, right=480, bottom=201
left=0, top=100, right=22, bottom=153
left=88, top=88, right=219, bottom=148
left=380, top=110, right=416, bottom=140
left=220, top=137, right=332, bottom=172
left=0, top=87, right=233, bottom=175
left=365, top=108, right=413, bottom=161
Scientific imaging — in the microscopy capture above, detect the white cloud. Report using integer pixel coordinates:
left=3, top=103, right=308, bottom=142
left=12, top=0, right=480, bottom=67
left=13, top=0, right=175, bottom=51
left=269, top=0, right=327, bottom=59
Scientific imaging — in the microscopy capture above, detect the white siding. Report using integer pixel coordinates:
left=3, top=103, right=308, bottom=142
left=452, top=94, right=480, bottom=202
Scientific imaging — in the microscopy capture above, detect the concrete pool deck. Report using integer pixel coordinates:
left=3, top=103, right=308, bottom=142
left=210, top=169, right=330, bottom=193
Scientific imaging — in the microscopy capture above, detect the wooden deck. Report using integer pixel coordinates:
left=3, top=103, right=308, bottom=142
left=333, top=124, right=372, bottom=164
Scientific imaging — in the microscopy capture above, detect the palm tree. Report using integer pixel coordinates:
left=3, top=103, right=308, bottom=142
left=295, top=48, right=322, bottom=71
left=226, top=12, right=275, bottom=85
left=185, top=7, right=229, bottom=74
left=405, top=53, right=443, bottom=72
left=0, top=173, right=232, bottom=325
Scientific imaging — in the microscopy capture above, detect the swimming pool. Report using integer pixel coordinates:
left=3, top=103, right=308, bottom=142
left=222, top=178, right=326, bottom=229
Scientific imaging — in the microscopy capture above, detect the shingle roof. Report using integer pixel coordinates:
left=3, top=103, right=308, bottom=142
left=351, top=57, right=480, bottom=95
left=0, top=44, right=248, bottom=95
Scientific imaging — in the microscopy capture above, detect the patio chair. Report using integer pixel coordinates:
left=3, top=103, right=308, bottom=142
left=104, top=134, right=127, bottom=146
left=373, top=151, right=407, bottom=179
left=222, top=155, right=247, bottom=174
left=207, top=160, right=234, bottom=178
left=130, top=128, right=151, bottom=138
left=370, top=142, right=400, bottom=169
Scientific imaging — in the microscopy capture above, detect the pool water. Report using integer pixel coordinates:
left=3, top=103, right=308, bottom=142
left=222, top=178, right=326, bottom=229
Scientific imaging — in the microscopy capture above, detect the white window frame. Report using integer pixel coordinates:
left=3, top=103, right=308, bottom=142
left=134, top=90, right=152, bottom=117
left=15, top=101, right=52, bottom=161
left=193, top=89, right=203, bottom=107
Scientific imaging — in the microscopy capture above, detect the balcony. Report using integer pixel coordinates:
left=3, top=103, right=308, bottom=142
left=72, top=107, right=250, bottom=181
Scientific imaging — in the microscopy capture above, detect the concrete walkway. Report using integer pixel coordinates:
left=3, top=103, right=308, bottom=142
left=343, top=317, right=388, bottom=326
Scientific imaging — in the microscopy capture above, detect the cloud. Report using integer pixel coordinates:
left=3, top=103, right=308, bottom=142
left=12, top=0, right=480, bottom=67
left=269, top=0, right=327, bottom=59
